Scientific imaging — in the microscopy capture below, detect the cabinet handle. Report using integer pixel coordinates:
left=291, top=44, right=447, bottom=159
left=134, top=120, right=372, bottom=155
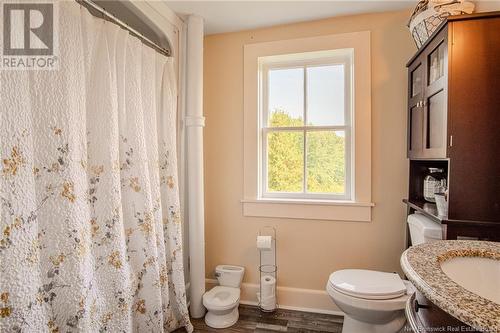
left=449, top=135, right=453, bottom=147
left=414, top=300, right=430, bottom=312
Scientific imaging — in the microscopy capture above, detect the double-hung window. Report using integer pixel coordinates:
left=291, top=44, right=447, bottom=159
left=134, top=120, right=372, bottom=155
left=243, top=32, right=372, bottom=221
left=260, top=50, right=353, bottom=200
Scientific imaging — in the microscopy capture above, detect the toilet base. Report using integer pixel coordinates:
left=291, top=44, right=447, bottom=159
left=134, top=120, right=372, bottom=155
left=205, top=307, right=239, bottom=329
left=342, top=314, right=407, bottom=333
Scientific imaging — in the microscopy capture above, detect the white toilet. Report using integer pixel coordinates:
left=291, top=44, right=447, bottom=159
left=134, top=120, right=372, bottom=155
left=203, top=265, right=245, bottom=328
left=326, top=213, right=442, bottom=333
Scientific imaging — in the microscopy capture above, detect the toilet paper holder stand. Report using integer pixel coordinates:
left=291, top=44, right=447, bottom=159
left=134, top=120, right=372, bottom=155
left=258, top=226, right=277, bottom=312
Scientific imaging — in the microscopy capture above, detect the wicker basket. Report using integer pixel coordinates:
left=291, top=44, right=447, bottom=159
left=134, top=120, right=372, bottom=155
left=408, top=0, right=475, bottom=48
left=408, top=4, right=444, bottom=48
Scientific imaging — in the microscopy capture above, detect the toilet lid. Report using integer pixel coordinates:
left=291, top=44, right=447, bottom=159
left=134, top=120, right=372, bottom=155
left=203, top=286, right=240, bottom=310
left=328, top=269, right=406, bottom=300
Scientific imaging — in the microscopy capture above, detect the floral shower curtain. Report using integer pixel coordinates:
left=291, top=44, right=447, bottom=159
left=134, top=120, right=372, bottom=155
left=0, top=2, right=192, bottom=332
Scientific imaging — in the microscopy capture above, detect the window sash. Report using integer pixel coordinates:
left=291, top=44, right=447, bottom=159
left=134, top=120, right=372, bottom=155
left=262, top=127, right=351, bottom=200
left=259, top=55, right=353, bottom=200
left=261, top=56, right=352, bottom=129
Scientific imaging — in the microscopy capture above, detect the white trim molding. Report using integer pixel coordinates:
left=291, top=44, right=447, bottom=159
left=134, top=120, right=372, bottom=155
left=206, top=279, right=344, bottom=316
left=242, top=199, right=373, bottom=222
left=243, top=31, right=373, bottom=222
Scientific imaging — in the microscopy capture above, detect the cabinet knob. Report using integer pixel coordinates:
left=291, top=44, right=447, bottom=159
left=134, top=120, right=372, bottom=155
left=414, top=299, right=430, bottom=312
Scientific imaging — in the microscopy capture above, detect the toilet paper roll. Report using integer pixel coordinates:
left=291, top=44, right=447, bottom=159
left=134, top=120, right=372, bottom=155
left=260, top=275, right=276, bottom=300
left=258, top=275, right=277, bottom=311
left=256, top=236, right=272, bottom=251
left=259, top=292, right=276, bottom=311
left=261, top=299, right=276, bottom=311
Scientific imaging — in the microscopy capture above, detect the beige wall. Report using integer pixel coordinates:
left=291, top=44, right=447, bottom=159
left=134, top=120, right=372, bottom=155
left=203, top=10, right=416, bottom=291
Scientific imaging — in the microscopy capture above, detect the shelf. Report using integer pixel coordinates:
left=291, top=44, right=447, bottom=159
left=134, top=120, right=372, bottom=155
left=403, top=199, right=446, bottom=223
left=403, top=199, right=500, bottom=228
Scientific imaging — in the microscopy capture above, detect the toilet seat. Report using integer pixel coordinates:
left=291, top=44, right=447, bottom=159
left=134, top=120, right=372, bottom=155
left=203, top=286, right=240, bottom=311
left=328, top=269, right=406, bottom=300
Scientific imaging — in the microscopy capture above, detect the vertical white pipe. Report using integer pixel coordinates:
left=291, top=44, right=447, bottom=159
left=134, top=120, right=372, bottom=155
left=185, top=15, right=206, bottom=319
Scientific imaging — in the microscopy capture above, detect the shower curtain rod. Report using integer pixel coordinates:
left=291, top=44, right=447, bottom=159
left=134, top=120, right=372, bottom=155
left=77, top=0, right=171, bottom=57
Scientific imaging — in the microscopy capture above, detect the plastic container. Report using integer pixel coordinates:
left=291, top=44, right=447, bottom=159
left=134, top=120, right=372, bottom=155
left=423, top=168, right=446, bottom=202
left=434, top=193, right=448, bottom=217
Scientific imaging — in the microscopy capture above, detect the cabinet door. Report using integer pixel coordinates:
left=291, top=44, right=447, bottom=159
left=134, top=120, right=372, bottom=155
left=407, top=59, right=425, bottom=158
left=422, top=36, right=448, bottom=158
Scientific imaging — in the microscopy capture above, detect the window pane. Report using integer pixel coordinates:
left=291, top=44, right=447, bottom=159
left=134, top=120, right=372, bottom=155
left=306, top=130, right=345, bottom=194
left=268, top=68, right=304, bottom=127
left=428, top=42, right=445, bottom=84
left=267, top=131, right=304, bottom=192
left=306, top=65, right=345, bottom=126
left=411, top=64, right=422, bottom=97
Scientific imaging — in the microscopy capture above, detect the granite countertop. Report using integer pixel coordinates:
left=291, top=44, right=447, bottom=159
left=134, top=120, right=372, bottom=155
left=401, top=240, right=500, bottom=332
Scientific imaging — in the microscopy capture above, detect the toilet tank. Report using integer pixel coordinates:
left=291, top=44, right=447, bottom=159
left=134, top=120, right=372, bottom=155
left=215, top=265, right=245, bottom=288
left=407, top=213, right=443, bottom=245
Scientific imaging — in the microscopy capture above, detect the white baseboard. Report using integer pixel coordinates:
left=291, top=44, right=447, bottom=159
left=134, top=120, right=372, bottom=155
left=205, top=279, right=344, bottom=317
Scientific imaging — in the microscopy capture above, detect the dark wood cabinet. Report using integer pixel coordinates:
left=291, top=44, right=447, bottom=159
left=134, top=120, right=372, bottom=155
left=404, top=12, right=500, bottom=242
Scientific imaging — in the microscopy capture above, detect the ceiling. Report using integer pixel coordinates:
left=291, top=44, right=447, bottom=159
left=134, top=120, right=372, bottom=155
left=164, top=1, right=416, bottom=35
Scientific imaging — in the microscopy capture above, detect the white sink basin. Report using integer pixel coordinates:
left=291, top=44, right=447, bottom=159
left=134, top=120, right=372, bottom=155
left=440, top=256, right=500, bottom=304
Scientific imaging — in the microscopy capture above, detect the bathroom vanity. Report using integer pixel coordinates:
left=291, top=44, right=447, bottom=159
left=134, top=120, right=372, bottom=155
left=401, top=241, right=500, bottom=332
left=403, top=12, right=500, bottom=244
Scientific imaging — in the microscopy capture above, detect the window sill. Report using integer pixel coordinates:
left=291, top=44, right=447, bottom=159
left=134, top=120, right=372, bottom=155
left=241, top=199, right=374, bottom=222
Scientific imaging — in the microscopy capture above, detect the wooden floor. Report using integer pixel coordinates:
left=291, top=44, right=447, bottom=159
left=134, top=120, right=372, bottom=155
left=176, top=304, right=344, bottom=333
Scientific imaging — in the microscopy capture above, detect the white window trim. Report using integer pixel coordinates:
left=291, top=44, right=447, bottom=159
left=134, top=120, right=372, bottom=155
left=260, top=52, right=353, bottom=201
left=243, top=31, right=374, bottom=222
